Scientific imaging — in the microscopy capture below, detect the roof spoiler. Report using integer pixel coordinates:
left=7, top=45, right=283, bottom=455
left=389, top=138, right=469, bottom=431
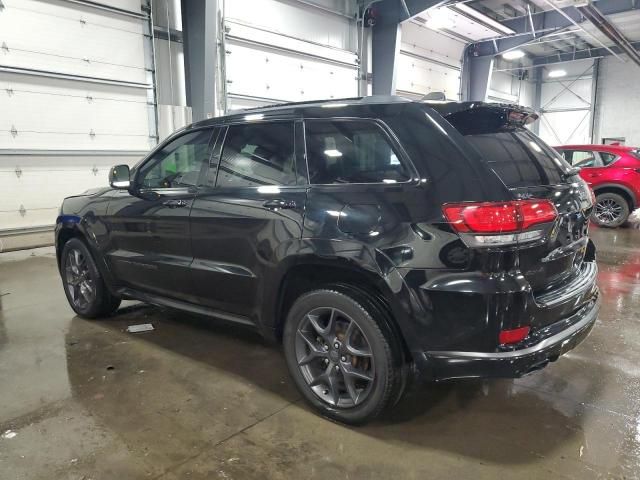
left=424, top=101, right=540, bottom=134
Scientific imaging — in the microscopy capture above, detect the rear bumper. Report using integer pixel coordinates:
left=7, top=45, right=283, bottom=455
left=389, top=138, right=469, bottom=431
left=422, top=292, right=600, bottom=380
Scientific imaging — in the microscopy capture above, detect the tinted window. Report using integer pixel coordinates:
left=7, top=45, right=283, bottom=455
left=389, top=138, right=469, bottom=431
left=138, top=129, right=214, bottom=189
left=217, top=122, right=296, bottom=187
left=600, top=152, right=618, bottom=166
left=305, top=120, right=410, bottom=184
left=567, top=150, right=598, bottom=168
left=464, top=130, right=566, bottom=187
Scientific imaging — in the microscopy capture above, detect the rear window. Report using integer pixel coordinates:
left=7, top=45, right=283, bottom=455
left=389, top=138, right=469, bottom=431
left=463, top=129, right=568, bottom=188
left=304, top=120, right=410, bottom=184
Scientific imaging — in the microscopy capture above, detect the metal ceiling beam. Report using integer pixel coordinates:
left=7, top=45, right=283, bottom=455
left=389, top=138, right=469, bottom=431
left=469, top=0, right=639, bottom=57
left=462, top=0, right=639, bottom=100
left=532, top=40, right=640, bottom=66
left=577, top=2, right=640, bottom=67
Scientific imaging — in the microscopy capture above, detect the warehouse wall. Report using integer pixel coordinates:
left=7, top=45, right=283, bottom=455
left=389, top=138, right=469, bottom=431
left=223, top=0, right=359, bottom=111
left=593, top=55, right=640, bottom=146
left=538, top=59, right=594, bottom=147
left=396, top=22, right=464, bottom=100
left=488, top=69, right=536, bottom=107
left=0, top=0, right=156, bottom=250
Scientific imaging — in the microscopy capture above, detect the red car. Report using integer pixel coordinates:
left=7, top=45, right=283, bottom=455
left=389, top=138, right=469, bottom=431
left=555, top=144, right=640, bottom=227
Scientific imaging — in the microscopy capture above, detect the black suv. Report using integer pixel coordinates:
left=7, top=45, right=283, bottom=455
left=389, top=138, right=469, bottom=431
left=56, top=97, right=600, bottom=424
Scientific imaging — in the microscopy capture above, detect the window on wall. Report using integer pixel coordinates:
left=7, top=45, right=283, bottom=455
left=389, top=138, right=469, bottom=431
left=304, top=120, right=410, bottom=184
left=216, top=122, right=296, bottom=187
left=137, top=129, right=214, bottom=189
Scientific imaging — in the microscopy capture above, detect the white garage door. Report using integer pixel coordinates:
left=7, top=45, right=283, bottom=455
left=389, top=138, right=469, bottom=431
left=222, top=0, right=358, bottom=111
left=396, top=22, right=464, bottom=101
left=0, top=0, right=155, bottom=233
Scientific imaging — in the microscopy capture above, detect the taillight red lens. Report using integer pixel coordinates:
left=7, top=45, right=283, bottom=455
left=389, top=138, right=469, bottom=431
left=499, top=326, right=530, bottom=345
left=519, top=200, right=557, bottom=230
left=443, top=199, right=557, bottom=234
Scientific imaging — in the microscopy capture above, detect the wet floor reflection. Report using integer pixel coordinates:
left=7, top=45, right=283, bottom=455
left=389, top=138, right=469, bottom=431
left=1, top=223, right=640, bottom=478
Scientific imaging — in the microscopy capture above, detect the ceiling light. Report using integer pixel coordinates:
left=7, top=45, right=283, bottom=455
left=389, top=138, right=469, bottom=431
left=502, top=49, right=525, bottom=60
left=425, top=8, right=456, bottom=30
left=451, top=3, right=516, bottom=35
left=548, top=69, right=567, bottom=78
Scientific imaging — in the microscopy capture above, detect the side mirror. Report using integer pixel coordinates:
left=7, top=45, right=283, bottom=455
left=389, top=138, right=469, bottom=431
left=109, top=164, right=131, bottom=189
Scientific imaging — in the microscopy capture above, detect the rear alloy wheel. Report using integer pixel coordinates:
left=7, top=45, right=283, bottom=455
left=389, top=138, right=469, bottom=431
left=61, top=238, right=121, bottom=318
left=283, top=288, right=403, bottom=425
left=593, top=192, right=629, bottom=228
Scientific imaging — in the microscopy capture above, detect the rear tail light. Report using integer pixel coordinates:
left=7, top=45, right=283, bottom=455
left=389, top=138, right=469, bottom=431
left=499, top=326, right=530, bottom=345
left=442, top=199, right=557, bottom=246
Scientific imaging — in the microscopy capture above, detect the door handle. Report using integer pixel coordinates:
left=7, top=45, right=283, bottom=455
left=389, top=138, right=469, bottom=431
left=263, top=199, right=297, bottom=210
left=162, top=199, right=189, bottom=208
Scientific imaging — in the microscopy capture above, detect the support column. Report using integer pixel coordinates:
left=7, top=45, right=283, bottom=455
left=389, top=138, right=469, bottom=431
left=371, top=22, right=401, bottom=95
left=589, top=58, right=600, bottom=143
left=462, top=50, right=493, bottom=101
left=181, top=0, right=219, bottom=121
left=533, top=66, right=543, bottom=135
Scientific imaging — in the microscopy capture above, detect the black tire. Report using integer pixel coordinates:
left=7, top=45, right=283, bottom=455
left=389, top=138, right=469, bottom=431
left=60, top=238, right=121, bottom=318
left=592, top=192, right=630, bottom=228
left=283, top=287, right=404, bottom=425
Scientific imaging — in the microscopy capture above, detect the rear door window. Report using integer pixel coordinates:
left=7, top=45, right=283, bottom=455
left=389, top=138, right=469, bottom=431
left=600, top=152, right=618, bottom=166
left=564, top=150, right=602, bottom=168
left=216, top=122, right=296, bottom=187
left=464, top=130, right=567, bottom=187
left=304, top=120, right=411, bottom=184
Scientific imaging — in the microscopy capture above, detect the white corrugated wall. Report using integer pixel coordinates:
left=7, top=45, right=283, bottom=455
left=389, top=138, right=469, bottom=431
left=537, top=59, right=594, bottom=147
left=222, top=0, right=359, bottom=111
left=593, top=55, right=640, bottom=146
left=0, top=0, right=156, bottom=249
left=396, top=22, right=464, bottom=100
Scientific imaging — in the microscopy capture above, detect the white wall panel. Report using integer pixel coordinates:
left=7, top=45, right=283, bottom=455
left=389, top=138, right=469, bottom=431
left=541, top=79, right=592, bottom=110
left=538, top=60, right=594, bottom=146
left=397, top=22, right=463, bottom=100
left=225, top=0, right=356, bottom=52
left=488, top=71, right=536, bottom=107
left=539, top=110, right=591, bottom=146
left=101, top=0, right=145, bottom=13
left=1, top=0, right=147, bottom=84
left=226, top=39, right=358, bottom=104
left=0, top=0, right=153, bottom=235
left=0, top=154, right=142, bottom=230
left=594, top=55, right=640, bottom=146
left=223, top=3, right=359, bottom=109
left=401, top=23, right=465, bottom=68
left=0, top=73, right=152, bottom=151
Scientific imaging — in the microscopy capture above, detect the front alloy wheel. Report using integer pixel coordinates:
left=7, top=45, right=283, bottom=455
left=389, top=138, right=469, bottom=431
left=60, top=238, right=121, bottom=318
left=64, top=248, right=96, bottom=311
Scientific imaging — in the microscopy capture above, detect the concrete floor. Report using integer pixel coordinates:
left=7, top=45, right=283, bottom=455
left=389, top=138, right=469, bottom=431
left=1, top=227, right=639, bottom=479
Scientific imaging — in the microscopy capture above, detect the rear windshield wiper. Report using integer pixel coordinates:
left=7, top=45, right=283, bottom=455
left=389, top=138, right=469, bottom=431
left=562, top=167, right=580, bottom=180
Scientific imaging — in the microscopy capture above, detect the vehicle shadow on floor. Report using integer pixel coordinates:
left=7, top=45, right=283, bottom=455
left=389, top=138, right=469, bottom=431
left=65, top=303, right=605, bottom=466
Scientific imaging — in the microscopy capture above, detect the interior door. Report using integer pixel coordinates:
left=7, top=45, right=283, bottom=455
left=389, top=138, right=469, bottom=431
left=105, top=128, right=217, bottom=300
left=190, top=120, right=307, bottom=321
